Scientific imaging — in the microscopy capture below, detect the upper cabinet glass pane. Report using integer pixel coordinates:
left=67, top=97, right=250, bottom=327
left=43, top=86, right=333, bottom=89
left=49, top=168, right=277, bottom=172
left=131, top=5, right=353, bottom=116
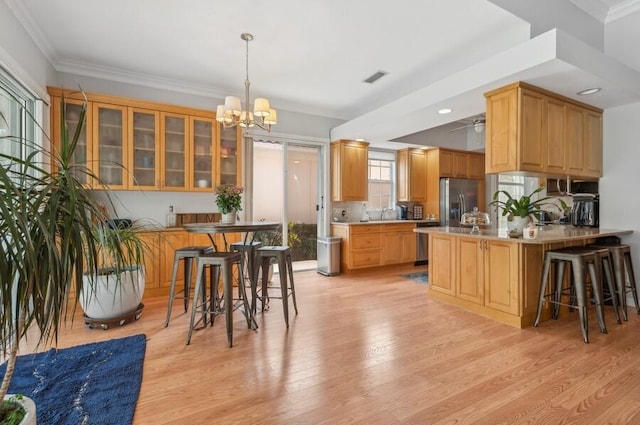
left=163, top=115, right=186, bottom=188
left=219, top=125, right=238, bottom=186
left=192, top=118, right=213, bottom=189
left=97, top=106, right=125, bottom=187
left=132, top=110, right=157, bottom=188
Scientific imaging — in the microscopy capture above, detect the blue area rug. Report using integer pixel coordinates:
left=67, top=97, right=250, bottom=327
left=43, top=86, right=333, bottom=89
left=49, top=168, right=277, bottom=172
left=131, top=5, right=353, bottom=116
left=400, top=271, right=429, bottom=284
left=0, top=334, right=146, bottom=425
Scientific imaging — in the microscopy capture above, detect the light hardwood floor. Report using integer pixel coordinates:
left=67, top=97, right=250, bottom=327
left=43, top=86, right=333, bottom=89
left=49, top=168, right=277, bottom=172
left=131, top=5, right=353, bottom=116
left=29, top=264, right=640, bottom=424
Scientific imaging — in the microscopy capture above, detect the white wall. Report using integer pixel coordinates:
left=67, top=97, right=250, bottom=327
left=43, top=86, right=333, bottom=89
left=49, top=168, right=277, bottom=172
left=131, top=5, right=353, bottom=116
left=601, top=103, right=640, bottom=257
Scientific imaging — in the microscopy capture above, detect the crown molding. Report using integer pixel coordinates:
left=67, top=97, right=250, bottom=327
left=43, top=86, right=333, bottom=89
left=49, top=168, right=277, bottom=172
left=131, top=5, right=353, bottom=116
left=606, top=0, right=640, bottom=23
left=570, top=0, right=610, bottom=21
left=4, top=0, right=58, bottom=64
left=55, top=59, right=230, bottom=100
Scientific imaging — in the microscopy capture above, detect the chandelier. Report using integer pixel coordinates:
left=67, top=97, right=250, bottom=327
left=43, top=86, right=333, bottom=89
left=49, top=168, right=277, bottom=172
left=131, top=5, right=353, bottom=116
left=216, top=33, right=277, bottom=133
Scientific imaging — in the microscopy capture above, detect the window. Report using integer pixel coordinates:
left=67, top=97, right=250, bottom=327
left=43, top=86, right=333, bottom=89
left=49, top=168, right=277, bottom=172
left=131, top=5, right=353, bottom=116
left=0, top=66, right=40, bottom=177
left=368, top=158, right=394, bottom=209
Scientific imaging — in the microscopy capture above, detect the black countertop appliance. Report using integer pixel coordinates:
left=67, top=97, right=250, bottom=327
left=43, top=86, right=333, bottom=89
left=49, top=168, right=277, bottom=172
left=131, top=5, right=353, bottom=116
left=396, top=205, right=409, bottom=220
left=571, top=194, right=599, bottom=227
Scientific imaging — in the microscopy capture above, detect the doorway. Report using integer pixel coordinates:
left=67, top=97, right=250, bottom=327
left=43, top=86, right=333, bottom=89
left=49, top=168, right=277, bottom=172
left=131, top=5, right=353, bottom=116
left=252, top=139, right=323, bottom=271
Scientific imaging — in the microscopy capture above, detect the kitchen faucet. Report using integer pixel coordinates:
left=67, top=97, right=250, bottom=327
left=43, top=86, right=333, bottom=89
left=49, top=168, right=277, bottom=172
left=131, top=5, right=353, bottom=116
left=382, top=207, right=395, bottom=220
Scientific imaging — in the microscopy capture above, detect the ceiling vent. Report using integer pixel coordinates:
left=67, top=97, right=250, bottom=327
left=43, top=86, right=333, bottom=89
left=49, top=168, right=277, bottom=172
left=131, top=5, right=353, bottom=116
left=363, top=70, right=388, bottom=84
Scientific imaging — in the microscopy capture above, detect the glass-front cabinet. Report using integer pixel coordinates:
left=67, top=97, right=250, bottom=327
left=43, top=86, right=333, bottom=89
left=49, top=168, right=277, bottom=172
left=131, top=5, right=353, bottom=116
left=218, top=124, right=242, bottom=187
left=51, top=97, right=93, bottom=186
left=161, top=113, right=188, bottom=190
left=129, top=108, right=159, bottom=190
left=93, top=103, right=127, bottom=189
left=190, top=117, right=215, bottom=191
left=47, top=87, right=243, bottom=192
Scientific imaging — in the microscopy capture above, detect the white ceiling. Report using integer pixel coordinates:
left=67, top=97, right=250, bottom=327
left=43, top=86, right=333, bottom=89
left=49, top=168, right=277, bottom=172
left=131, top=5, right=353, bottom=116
left=6, top=0, right=640, bottom=147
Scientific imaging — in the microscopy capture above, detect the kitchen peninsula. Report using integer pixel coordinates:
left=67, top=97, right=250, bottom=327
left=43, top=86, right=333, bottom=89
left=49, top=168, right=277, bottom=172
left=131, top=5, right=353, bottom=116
left=415, top=225, right=633, bottom=328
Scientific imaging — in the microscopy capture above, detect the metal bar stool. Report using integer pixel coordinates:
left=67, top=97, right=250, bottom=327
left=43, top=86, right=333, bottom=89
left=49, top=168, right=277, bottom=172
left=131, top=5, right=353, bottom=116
left=590, top=244, right=640, bottom=321
left=231, top=241, right=262, bottom=313
left=255, top=246, right=298, bottom=328
left=534, top=247, right=607, bottom=343
left=164, top=246, right=211, bottom=327
left=186, top=251, right=253, bottom=348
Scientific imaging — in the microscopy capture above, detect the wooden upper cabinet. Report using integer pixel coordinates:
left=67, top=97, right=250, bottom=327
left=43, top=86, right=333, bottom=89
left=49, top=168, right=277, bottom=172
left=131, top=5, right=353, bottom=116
left=217, top=124, right=242, bottom=187
left=438, top=150, right=454, bottom=177
left=564, top=103, right=584, bottom=176
left=397, top=148, right=427, bottom=202
left=519, top=88, right=545, bottom=172
left=452, top=152, right=468, bottom=177
left=485, top=86, right=517, bottom=174
left=190, top=117, right=216, bottom=191
left=93, top=102, right=128, bottom=189
left=50, top=95, right=94, bottom=186
left=161, top=113, right=189, bottom=190
left=484, top=81, right=603, bottom=178
left=467, top=154, right=485, bottom=179
left=47, top=87, right=237, bottom=192
left=583, top=110, right=603, bottom=178
left=545, top=97, right=565, bottom=174
left=129, top=108, right=160, bottom=190
left=331, top=139, right=369, bottom=202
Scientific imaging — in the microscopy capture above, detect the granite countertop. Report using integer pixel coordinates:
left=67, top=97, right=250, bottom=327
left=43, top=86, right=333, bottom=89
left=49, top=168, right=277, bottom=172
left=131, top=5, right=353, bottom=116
left=414, top=225, right=633, bottom=244
left=331, top=219, right=440, bottom=226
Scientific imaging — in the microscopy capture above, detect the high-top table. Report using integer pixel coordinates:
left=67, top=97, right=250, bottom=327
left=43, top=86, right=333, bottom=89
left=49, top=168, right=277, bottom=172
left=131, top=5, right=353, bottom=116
left=183, top=221, right=280, bottom=332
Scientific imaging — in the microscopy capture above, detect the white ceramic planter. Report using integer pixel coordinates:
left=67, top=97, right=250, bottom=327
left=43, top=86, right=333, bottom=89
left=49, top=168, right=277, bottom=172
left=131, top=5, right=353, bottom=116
left=507, top=216, right=531, bottom=238
left=2, top=395, right=36, bottom=425
left=80, top=266, right=145, bottom=320
left=221, top=211, right=236, bottom=224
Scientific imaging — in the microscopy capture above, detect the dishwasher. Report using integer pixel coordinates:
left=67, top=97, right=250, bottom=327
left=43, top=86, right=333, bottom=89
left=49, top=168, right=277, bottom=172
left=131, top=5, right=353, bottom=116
left=415, top=220, right=440, bottom=266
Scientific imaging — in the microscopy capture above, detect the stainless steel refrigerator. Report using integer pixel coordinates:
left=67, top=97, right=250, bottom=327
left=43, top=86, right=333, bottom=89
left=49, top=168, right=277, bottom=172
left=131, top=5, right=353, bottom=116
left=440, top=178, right=481, bottom=227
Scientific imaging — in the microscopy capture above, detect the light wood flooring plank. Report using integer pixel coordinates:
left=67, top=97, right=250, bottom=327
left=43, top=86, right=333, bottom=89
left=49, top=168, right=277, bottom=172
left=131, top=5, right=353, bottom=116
left=15, top=264, right=640, bottom=424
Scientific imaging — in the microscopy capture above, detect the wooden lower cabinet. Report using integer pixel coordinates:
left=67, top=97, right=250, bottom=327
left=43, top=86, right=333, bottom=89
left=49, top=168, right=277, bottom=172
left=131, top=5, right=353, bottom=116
left=427, top=233, right=594, bottom=328
left=382, top=224, right=416, bottom=265
left=483, top=240, right=520, bottom=315
left=141, top=229, right=242, bottom=299
left=331, top=223, right=417, bottom=271
left=138, top=232, right=161, bottom=294
left=429, top=234, right=456, bottom=296
left=428, top=234, right=522, bottom=326
left=456, top=237, right=484, bottom=305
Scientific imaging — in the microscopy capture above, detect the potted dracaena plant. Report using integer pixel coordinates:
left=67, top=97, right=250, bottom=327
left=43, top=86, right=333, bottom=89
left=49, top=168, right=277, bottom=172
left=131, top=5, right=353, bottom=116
left=489, top=186, right=566, bottom=237
left=0, top=90, right=146, bottom=423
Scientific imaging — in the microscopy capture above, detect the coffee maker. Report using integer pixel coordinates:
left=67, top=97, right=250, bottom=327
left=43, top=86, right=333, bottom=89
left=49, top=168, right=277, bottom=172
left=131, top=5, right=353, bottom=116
left=571, top=195, right=599, bottom=227
left=396, top=205, right=409, bottom=220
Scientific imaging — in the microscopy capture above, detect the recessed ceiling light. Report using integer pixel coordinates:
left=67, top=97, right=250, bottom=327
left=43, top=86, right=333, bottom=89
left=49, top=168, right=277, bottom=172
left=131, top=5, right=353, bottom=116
left=577, top=87, right=601, bottom=95
left=438, top=108, right=452, bottom=114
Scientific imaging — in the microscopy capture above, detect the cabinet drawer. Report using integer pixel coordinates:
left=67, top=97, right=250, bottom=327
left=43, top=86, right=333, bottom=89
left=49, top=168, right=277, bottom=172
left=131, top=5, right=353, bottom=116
left=350, top=225, right=381, bottom=234
left=352, top=250, right=381, bottom=267
left=351, top=233, right=381, bottom=250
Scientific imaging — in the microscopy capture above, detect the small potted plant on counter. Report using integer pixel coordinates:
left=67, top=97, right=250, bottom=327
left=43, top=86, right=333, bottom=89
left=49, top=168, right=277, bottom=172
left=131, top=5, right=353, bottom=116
left=489, top=186, right=566, bottom=237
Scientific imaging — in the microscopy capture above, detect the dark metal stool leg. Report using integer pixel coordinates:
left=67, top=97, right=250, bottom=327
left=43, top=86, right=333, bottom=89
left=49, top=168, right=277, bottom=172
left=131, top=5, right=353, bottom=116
left=534, top=253, right=552, bottom=327
left=571, top=258, right=589, bottom=343
left=287, top=251, right=298, bottom=315
left=624, top=251, right=640, bottom=314
left=165, top=252, right=182, bottom=327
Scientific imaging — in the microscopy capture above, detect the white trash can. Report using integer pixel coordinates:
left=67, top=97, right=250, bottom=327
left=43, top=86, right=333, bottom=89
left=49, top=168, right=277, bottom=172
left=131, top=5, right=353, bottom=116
left=317, top=236, right=341, bottom=276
